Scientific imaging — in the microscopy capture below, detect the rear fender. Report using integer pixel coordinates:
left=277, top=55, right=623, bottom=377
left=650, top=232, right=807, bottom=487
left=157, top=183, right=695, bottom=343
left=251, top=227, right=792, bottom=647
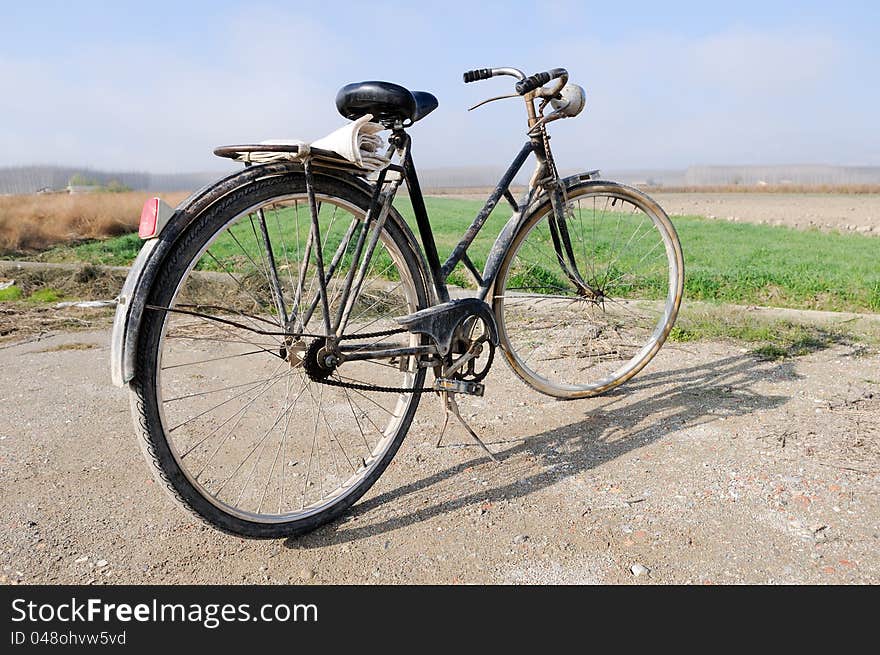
left=110, top=163, right=428, bottom=386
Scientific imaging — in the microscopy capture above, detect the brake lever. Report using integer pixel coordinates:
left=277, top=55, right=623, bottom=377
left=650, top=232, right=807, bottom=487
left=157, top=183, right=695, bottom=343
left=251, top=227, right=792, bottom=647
left=527, top=108, right=570, bottom=134
left=468, top=93, right=520, bottom=111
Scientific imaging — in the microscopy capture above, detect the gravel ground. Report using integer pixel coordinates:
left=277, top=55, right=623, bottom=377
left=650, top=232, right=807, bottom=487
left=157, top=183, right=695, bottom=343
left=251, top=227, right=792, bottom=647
left=1, top=327, right=878, bottom=584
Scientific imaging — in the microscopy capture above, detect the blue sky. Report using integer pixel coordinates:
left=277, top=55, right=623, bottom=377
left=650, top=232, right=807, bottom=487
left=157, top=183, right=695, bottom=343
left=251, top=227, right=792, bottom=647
left=2, top=0, right=878, bottom=173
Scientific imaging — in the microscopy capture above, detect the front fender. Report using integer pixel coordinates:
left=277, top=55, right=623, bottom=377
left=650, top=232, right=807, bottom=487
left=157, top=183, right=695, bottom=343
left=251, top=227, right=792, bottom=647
left=479, top=169, right=603, bottom=304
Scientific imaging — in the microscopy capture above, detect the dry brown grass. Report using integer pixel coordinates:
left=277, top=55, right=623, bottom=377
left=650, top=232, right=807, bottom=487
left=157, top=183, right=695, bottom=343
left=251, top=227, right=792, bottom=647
left=0, top=191, right=189, bottom=252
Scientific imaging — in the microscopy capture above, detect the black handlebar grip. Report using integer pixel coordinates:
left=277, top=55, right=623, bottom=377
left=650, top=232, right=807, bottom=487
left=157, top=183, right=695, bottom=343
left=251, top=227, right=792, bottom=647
left=515, top=71, right=552, bottom=95
left=463, top=68, right=493, bottom=83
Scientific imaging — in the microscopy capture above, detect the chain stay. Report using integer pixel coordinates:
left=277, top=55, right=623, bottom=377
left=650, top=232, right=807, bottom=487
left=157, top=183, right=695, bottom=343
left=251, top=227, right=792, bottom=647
left=310, top=327, right=490, bottom=396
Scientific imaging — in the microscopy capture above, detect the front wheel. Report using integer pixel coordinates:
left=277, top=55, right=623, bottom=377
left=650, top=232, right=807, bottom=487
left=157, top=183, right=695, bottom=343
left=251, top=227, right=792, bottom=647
left=493, top=181, right=683, bottom=399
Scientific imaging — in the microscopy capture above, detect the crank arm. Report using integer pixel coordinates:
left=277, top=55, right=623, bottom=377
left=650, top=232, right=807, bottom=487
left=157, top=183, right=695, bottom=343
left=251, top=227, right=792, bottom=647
left=441, top=337, right=487, bottom=378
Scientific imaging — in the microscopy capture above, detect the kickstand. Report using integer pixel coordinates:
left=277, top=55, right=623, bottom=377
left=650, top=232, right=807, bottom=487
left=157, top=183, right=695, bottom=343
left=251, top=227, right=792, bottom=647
left=435, top=391, right=499, bottom=463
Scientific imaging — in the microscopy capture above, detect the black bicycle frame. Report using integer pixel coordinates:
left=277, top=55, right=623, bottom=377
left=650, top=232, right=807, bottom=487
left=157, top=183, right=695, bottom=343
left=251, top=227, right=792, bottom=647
left=396, top=134, right=537, bottom=305
left=288, top=128, right=590, bottom=361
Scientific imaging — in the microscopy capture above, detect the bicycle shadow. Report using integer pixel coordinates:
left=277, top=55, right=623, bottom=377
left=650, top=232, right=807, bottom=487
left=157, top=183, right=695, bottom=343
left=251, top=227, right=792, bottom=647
left=284, top=349, right=798, bottom=548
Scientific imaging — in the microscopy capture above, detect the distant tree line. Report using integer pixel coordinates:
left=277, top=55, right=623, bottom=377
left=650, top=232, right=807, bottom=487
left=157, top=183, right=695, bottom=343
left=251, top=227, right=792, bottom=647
left=0, top=166, right=150, bottom=194
left=683, top=165, right=880, bottom=186
left=0, top=166, right=223, bottom=194
left=3, top=163, right=880, bottom=195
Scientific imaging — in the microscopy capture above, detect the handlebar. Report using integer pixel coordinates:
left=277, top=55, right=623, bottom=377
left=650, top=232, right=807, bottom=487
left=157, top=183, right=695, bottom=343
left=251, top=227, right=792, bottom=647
left=462, top=66, right=568, bottom=96
left=463, top=66, right=575, bottom=131
left=462, top=67, right=526, bottom=84
left=515, top=68, right=567, bottom=95
left=463, top=68, right=494, bottom=83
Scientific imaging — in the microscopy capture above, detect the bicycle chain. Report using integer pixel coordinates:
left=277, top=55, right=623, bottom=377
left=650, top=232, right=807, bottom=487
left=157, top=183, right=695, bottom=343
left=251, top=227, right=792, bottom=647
left=311, top=375, right=436, bottom=394
left=305, top=327, right=436, bottom=394
left=305, top=327, right=494, bottom=395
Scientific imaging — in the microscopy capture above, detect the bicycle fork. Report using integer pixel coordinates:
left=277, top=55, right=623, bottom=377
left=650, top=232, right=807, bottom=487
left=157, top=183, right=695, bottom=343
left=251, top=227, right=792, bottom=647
left=532, top=123, right=600, bottom=300
left=547, top=182, right=601, bottom=299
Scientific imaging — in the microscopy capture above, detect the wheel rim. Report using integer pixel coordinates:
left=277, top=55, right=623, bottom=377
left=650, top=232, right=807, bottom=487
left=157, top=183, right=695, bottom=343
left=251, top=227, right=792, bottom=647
left=153, top=192, right=422, bottom=523
left=495, top=186, right=682, bottom=397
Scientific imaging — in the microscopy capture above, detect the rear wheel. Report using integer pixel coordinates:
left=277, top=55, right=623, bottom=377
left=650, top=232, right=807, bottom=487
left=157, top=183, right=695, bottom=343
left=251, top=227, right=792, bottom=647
left=131, top=172, right=429, bottom=538
left=494, top=181, right=683, bottom=399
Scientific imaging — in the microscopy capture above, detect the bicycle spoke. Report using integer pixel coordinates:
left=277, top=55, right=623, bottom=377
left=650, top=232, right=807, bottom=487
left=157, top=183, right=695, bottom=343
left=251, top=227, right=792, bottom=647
left=335, top=380, right=390, bottom=437
left=164, top=372, right=291, bottom=403
left=181, top=366, right=293, bottom=471
left=259, top=373, right=293, bottom=515
left=498, top=185, right=679, bottom=397
left=171, top=363, right=290, bottom=436
left=302, top=378, right=357, bottom=474
left=161, top=348, right=276, bottom=371
left=341, top=385, right=372, bottom=451
left=150, top=186, right=423, bottom=526
left=214, top=378, right=305, bottom=499
left=203, top=249, right=283, bottom=343
left=247, top=213, right=277, bottom=306
left=301, top=384, right=323, bottom=508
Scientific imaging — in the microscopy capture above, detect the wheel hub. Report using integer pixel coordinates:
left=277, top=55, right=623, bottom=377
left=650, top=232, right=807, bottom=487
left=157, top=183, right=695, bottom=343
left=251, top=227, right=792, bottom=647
left=303, top=337, right=338, bottom=381
left=282, top=338, right=308, bottom=368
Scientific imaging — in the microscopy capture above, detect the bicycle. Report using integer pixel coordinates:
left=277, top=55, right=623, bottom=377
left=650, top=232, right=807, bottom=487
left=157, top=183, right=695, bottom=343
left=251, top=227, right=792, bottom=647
left=110, top=66, right=684, bottom=538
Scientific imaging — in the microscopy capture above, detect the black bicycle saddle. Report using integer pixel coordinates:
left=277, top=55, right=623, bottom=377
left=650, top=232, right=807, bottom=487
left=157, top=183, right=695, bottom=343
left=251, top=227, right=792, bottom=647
left=335, top=81, right=438, bottom=126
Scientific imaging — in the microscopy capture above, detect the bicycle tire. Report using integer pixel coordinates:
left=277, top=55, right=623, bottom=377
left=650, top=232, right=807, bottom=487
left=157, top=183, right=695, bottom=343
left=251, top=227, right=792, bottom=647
left=494, top=180, right=683, bottom=399
left=129, top=170, right=429, bottom=538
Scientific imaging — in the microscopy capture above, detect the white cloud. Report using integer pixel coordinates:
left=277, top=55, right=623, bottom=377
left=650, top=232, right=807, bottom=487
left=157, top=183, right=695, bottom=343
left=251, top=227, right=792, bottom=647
left=542, top=27, right=866, bottom=169
left=2, top=16, right=876, bottom=173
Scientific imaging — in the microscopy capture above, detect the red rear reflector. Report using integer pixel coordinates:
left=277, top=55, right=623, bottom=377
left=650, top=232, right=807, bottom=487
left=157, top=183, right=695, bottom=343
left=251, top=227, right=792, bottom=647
left=139, top=198, right=160, bottom=238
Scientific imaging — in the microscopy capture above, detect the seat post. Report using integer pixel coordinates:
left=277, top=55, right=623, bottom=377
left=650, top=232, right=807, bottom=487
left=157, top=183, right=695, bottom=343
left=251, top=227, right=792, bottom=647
left=395, top=131, right=449, bottom=303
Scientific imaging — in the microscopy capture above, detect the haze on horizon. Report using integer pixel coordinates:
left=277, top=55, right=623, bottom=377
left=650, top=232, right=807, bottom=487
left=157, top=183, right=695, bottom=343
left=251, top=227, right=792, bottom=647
left=2, top=0, right=878, bottom=175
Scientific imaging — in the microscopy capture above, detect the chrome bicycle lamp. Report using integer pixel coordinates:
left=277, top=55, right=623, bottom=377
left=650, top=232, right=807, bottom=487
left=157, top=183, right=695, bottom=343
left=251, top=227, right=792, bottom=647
left=550, top=83, right=586, bottom=118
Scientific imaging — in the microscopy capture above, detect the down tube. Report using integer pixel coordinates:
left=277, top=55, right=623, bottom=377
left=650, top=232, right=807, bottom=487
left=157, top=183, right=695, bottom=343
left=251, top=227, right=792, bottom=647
left=441, top=142, right=533, bottom=282
left=478, top=156, right=542, bottom=301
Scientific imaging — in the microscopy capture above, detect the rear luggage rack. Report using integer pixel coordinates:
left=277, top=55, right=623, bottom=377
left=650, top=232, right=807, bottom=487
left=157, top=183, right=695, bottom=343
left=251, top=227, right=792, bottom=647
left=214, top=143, right=373, bottom=175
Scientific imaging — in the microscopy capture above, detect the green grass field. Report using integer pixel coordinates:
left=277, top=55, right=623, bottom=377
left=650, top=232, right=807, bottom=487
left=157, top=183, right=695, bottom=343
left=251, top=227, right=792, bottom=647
left=21, top=196, right=880, bottom=313
left=397, top=198, right=880, bottom=313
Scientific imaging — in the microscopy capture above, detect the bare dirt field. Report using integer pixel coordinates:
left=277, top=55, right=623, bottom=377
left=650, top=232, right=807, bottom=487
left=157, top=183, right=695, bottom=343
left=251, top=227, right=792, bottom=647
left=1, top=324, right=878, bottom=585
left=652, top=192, right=880, bottom=233
left=433, top=190, right=880, bottom=234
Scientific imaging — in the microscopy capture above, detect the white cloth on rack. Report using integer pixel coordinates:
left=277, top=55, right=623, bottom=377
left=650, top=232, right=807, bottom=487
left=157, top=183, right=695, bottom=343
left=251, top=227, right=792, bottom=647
left=259, top=114, right=390, bottom=171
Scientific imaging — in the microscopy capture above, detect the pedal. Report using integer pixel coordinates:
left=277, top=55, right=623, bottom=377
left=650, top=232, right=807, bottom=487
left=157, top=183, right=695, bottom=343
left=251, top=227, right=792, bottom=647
left=434, top=378, right=484, bottom=396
